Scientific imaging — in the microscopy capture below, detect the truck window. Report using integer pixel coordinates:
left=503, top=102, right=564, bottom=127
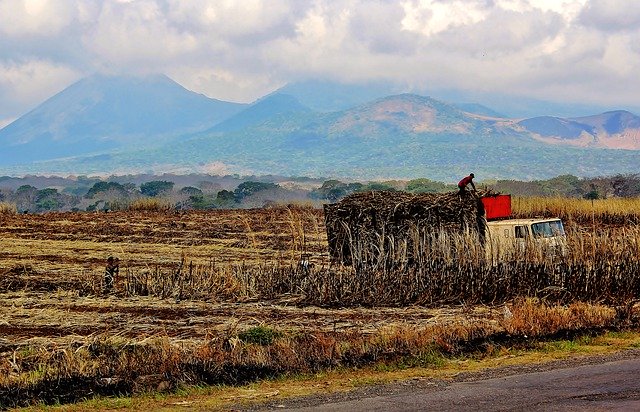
left=531, top=220, right=565, bottom=238
left=515, top=226, right=527, bottom=238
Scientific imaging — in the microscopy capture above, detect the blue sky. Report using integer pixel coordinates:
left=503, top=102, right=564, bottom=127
left=1, top=0, right=639, bottom=127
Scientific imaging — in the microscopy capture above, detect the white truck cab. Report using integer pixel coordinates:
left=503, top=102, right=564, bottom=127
left=485, top=218, right=567, bottom=260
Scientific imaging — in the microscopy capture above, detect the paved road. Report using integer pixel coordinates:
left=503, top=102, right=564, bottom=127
left=268, top=356, right=640, bottom=411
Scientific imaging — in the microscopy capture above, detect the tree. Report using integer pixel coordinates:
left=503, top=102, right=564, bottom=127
left=611, top=174, right=640, bottom=197
left=13, top=185, right=38, bottom=212
left=542, top=175, right=582, bottom=197
left=179, top=186, right=203, bottom=196
left=215, top=190, right=237, bottom=208
left=310, top=180, right=363, bottom=202
left=85, top=181, right=128, bottom=199
left=360, top=182, right=396, bottom=192
left=35, top=188, right=63, bottom=212
left=140, top=181, right=175, bottom=197
left=233, top=181, right=278, bottom=202
left=406, top=178, right=450, bottom=193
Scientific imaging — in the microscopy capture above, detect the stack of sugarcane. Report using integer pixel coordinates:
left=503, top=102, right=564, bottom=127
left=323, top=190, right=490, bottom=269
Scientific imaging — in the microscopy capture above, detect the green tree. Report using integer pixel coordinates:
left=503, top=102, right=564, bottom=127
left=541, top=175, right=582, bottom=197
left=36, top=188, right=78, bottom=212
left=85, top=181, right=128, bottom=198
left=13, top=185, right=38, bottom=212
left=406, top=178, right=451, bottom=193
left=179, top=186, right=203, bottom=196
left=234, top=181, right=278, bottom=202
left=140, top=181, right=175, bottom=197
left=360, top=182, right=396, bottom=192
left=310, top=180, right=363, bottom=201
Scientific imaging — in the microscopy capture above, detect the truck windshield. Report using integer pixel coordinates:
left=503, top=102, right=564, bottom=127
left=531, top=220, right=565, bottom=238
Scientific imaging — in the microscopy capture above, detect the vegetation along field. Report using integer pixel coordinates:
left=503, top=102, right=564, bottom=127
left=0, top=196, right=639, bottom=408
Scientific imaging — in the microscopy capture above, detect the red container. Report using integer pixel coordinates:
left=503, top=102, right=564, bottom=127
left=481, top=194, right=512, bottom=220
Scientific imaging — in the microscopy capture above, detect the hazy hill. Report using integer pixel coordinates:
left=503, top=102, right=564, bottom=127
left=1, top=75, right=639, bottom=180
left=517, top=110, right=640, bottom=149
left=0, top=74, right=246, bottom=164
left=209, top=93, right=312, bottom=133
left=517, top=117, right=594, bottom=140
left=454, top=103, right=505, bottom=118
left=126, top=93, right=638, bottom=181
left=274, top=79, right=398, bottom=112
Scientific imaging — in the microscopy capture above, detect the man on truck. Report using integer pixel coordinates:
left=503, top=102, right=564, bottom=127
left=458, top=173, right=476, bottom=193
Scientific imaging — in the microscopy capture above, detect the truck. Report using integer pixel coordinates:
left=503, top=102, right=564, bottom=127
left=481, top=195, right=567, bottom=261
left=324, top=191, right=567, bottom=267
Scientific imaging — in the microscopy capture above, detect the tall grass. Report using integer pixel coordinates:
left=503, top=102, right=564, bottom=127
left=512, top=196, right=640, bottom=225
left=0, top=299, right=620, bottom=409
left=127, top=198, right=174, bottom=212
left=86, top=227, right=640, bottom=307
left=0, top=202, right=17, bottom=215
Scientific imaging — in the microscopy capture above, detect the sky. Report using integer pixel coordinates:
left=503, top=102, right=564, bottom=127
left=1, top=0, right=639, bottom=127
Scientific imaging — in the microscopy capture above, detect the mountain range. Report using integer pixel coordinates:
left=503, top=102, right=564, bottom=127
left=0, top=74, right=639, bottom=181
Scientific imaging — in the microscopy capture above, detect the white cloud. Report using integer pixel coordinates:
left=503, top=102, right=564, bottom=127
left=0, top=0, right=78, bottom=36
left=0, top=59, right=81, bottom=116
left=1, top=0, right=640, bottom=118
left=579, top=0, right=640, bottom=31
left=402, top=0, right=488, bottom=36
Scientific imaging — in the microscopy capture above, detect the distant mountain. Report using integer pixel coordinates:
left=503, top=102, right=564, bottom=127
left=454, top=103, right=505, bottom=118
left=1, top=76, right=639, bottom=181
left=571, top=110, right=640, bottom=134
left=517, top=117, right=594, bottom=140
left=0, top=74, right=246, bottom=164
left=274, top=79, right=399, bottom=112
left=210, top=93, right=312, bottom=133
left=302, top=94, right=488, bottom=138
left=516, top=110, right=640, bottom=149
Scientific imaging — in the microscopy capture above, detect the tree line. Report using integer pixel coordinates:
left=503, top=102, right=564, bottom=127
left=0, top=174, right=639, bottom=213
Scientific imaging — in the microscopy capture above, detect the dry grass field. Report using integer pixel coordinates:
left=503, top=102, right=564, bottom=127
left=0, top=199, right=639, bottom=407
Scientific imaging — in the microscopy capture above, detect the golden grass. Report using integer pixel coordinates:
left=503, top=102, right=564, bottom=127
left=128, top=198, right=175, bottom=212
left=3, top=300, right=637, bottom=410
left=24, top=327, right=640, bottom=412
left=0, top=205, right=639, bottom=408
left=512, top=196, right=640, bottom=224
left=0, top=201, right=17, bottom=215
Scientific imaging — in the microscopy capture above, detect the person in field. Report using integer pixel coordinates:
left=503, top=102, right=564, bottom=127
left=104, top=256, right=119, bottom=293
left=458, top=173, right=476, bottom=193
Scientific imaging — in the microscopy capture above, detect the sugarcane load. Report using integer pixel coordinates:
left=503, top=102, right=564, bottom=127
left=323, top=187, right=566, bottom=268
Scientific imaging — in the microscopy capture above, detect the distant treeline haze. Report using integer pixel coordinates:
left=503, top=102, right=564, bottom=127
left=0, top=173, right=638, bottom=213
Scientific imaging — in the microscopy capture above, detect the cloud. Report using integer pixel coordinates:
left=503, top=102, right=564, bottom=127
left=0, top=59, right=81, bottom=117
left=0, top=0, right=77, bottom=36
left=348, top=0, right=420, bottom=55
left=1, top=0, right=640, bottom=119
left=579, top=0, right=640, bottom=32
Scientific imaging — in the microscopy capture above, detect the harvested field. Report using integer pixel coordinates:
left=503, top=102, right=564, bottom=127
left=0, top=201, right=639, bottom=407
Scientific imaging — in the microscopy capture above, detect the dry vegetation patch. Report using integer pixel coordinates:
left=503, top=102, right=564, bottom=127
left=0, top=201, right=639, bottom=407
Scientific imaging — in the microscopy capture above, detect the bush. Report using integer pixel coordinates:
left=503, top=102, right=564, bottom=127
left=0, top=202, right=17, bottom=215
left=238, top=326, right=281, bottom=346
left=128, top=198, right=173, bottom=212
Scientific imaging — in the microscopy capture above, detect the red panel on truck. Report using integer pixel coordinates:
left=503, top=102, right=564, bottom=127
left=481, top=194, right=511, bottom=220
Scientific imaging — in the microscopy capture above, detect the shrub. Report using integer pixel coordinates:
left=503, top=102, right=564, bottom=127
left=0, top=202, right=17, bottom=214
left=238, top=326, right=281, bottom=345
left=128, top=198, right=173, bottom=212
